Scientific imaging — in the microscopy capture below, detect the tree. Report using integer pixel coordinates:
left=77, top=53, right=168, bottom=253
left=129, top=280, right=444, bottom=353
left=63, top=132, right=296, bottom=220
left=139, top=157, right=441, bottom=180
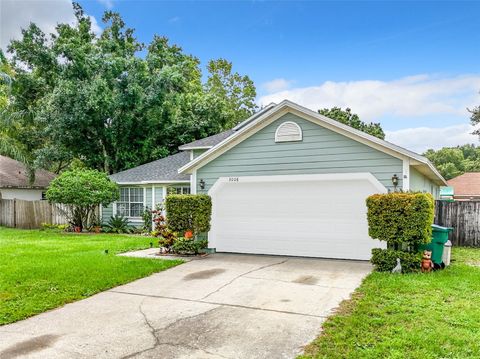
left=0, top=51, right=30, bottom=167
left=206, top=58, right=258, bottom=128
left=424, top=145, right=480, bottom=180
left=46, top=168, right=119, bottom=230
left=470, top=101, right=480, bottom=139
left=318, top=107, right=385, bottom=139
left=5, top=3, right=258, bottom=174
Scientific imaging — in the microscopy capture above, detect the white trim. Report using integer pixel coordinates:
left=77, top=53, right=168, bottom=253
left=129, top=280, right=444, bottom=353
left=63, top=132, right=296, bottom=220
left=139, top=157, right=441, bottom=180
left=232, top=102, right=277, bottom=131
left=126, top=218, right=143, bottom=223
left=113, top=202, right=117, bottom=216
left=162, top=186, right=167, bottom=216
left=179, top=146, right=212, bottom=151
left=274, top=121, right=303, bottom=142
left=190, top=151, right=194, bottom=161
left=402, top=159, right=410, bottom=191
left=179, top=100, right=447, bottom=186
left=208, top=172, right=387, bottom=197
left=143, top=187, right=146, bottom=210
left=151, top=185, right=155, bottom=228
left=191, top=171, right=197, bottom=194
left=152, top=185, right=155, bottom=207
left=115, top=180, right=190, bottom=185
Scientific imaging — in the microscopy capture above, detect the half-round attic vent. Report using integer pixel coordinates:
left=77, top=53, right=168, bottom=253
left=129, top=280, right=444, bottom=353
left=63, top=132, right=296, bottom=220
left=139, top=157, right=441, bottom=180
left=275, top=121, right=303, bottom=142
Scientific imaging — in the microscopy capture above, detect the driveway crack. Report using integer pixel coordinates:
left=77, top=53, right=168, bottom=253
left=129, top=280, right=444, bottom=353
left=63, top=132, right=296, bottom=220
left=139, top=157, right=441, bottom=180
left=201, top=259, right=289, bottom=300
left=121, top=305, right=221, bottom=359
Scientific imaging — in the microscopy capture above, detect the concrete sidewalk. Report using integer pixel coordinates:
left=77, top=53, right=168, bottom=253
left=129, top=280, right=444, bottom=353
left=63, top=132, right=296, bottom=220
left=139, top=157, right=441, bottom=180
left=0, top=253, right=371, bottom=358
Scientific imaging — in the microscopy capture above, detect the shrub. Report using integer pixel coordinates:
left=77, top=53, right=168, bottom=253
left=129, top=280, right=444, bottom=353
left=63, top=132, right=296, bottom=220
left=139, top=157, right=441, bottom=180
left=142, top=207, right=152, bottom=233
left=103, top=215, right=132, bottom=234
left=46, top=168, right=119, bottom=230
left=366, top=192, right=434, bottom=247
left=371, top=248, right=423, bottom=273
left=41, top=223, right=69, bottom=231
left=171, top=238, right=208, bottom=255
left=165, top=194, right=212, bottom=235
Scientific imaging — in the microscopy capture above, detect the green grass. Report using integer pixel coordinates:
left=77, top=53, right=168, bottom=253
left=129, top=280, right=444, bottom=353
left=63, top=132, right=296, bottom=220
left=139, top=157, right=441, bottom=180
left=300, top=247, right=480, bottom=359
left=0, top=227, right=182, bottom=325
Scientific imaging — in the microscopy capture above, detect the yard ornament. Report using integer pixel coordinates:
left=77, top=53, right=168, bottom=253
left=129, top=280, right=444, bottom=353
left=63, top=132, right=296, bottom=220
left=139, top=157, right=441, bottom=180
left=391, top=258, right=402, bottom=274
left=421, top=250, right=434, bottom=273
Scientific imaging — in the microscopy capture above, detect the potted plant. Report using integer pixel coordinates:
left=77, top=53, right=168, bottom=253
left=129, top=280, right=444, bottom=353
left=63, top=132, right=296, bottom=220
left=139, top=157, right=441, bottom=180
left=90, top=212, right=102, bottom=233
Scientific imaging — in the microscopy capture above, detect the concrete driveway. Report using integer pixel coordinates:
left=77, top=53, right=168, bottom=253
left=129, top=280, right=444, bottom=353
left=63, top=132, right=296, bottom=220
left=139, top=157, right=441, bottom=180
left=0, top=254, right=371, bottom=359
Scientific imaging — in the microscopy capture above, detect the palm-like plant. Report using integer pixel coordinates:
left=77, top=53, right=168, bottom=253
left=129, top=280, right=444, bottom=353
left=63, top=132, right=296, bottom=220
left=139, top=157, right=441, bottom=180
left=103, top=215, right=133, bottom=234
left=0, top=53, right=35, bottom=181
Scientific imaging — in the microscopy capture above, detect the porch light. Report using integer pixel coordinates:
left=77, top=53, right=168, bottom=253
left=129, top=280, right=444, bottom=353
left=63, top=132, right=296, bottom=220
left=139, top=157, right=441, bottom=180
left=199, top=179, right=206, bottom=190
left=391, top=174, right=399, bottom=189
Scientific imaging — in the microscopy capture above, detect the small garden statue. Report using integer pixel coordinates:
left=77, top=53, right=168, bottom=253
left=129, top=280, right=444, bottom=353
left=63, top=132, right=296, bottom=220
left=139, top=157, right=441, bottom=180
left=421, top=250, right=434, bottom=273
left=391, top=258, right=402, bottom=274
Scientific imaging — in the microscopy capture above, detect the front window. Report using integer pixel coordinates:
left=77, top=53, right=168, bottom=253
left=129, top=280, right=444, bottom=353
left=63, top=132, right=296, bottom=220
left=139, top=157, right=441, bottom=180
left=117, top=187, right=144, bottom=218
left=168, top=186, right=191, bottom=195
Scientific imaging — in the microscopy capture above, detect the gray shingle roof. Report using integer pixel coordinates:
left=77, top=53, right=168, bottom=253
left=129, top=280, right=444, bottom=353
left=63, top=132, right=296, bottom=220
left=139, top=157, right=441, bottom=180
left=109, top=151, right=191, bottom=183
left=0, top=156, right=56, bottom=189
left=178, top=130, right=235, bottom=150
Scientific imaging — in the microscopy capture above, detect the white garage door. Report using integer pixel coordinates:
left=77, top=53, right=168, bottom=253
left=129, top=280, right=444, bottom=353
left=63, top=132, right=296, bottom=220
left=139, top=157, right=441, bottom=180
left=208, top=173, right=387, bottom=260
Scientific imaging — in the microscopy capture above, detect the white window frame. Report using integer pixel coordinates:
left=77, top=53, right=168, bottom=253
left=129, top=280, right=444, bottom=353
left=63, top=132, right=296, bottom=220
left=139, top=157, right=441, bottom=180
left=168, top=186, right=191, bottom=195
left=274, top=121, right=303, bottom=142
left=117, top=187, right=145, bottom=219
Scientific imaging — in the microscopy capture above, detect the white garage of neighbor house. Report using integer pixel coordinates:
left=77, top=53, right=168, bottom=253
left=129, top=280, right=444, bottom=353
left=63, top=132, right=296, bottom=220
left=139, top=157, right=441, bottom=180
left=105, top=100, right=446, bottom=260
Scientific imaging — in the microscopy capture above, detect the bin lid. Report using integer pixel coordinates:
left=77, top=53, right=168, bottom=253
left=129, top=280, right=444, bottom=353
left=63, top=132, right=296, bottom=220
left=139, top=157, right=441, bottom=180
left=432, top=224, right=453, bottom=232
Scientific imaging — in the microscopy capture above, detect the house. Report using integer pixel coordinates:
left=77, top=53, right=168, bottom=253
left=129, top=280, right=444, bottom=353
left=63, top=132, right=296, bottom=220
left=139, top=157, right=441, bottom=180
left=446, top=172, right=480, bottom=201
left=103, top=100, right=446, bottom=260
left=0, top=155, right=56, bottom=201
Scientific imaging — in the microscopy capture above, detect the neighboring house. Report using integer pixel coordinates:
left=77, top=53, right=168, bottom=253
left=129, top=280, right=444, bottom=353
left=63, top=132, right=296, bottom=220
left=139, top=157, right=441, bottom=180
left=104, top=100, right=446, bottom=260
left=447, top=172, right=480, bottom=201
left=0, top=155, right=56, bottom=201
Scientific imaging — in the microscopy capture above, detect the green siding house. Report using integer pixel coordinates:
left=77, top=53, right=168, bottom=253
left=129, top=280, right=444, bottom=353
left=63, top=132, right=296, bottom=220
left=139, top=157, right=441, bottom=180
left=105, top=100, right=446, bottom=260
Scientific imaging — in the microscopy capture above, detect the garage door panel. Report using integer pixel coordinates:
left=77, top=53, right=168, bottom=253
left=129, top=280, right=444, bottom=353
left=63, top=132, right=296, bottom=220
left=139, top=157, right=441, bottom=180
left=209, top=174, right=386, bottom=260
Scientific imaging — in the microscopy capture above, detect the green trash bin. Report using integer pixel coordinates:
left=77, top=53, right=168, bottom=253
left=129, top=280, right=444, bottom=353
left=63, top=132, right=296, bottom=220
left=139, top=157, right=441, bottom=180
left=419, top=224, right=453, bottom=265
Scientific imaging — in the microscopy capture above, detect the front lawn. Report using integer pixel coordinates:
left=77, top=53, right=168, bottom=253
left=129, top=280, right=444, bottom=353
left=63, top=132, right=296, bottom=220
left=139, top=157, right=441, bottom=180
left=301, top=247, right=480, bottom=358
left=0, top=227, right=182, bottom=325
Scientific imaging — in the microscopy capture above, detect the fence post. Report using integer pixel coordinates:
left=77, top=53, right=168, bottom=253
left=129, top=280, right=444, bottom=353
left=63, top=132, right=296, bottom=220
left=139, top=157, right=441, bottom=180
left=13, top=199, right=16, bottom=228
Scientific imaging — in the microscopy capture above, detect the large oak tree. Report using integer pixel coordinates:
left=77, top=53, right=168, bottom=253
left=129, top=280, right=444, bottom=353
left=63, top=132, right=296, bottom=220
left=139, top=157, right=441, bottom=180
left=5, top=3, right=257, bottom=174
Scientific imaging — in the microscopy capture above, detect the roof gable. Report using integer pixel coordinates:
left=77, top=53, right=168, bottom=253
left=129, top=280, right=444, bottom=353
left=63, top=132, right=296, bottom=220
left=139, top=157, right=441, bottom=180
left=179, top=100, right=446, bottom=186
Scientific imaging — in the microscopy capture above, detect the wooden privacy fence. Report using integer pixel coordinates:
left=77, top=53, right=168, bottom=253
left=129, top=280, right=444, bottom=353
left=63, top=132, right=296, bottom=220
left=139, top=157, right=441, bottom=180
left=435, top=200, right=480, bottom=247
left=0, top=199, right=68, bottom=229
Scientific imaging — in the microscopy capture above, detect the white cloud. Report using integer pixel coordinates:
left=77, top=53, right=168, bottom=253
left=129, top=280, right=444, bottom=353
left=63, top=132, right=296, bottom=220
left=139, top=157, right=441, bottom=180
left=168, top=16, right=180, bottom=24
left=88, top=15, right=102, bottom=35
left=1, top=0, right=101, bottom=52
left=97, top=0, right=114, bottom=9
left=262, top=78, right=292, bottom=93
left=386, top=124, right=478, bottom=153
left=258, top=74, right=480, bottom=120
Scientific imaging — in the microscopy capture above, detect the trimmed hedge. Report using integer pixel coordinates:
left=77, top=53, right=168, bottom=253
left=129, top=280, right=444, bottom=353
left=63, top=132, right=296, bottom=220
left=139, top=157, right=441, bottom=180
left=366, top=192, right=434, bottom=246
left=371, top=248, right=422, bottom=273
left=172, top=238, right=208, bottom=255
left=165, top=194, right=212, bottom=234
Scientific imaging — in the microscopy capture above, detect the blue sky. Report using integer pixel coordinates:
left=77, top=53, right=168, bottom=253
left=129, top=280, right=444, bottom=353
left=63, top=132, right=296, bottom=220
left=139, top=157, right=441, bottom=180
left=2, top=0, right=480, bottom=152
left=79, top=1, right=479, bottom=88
